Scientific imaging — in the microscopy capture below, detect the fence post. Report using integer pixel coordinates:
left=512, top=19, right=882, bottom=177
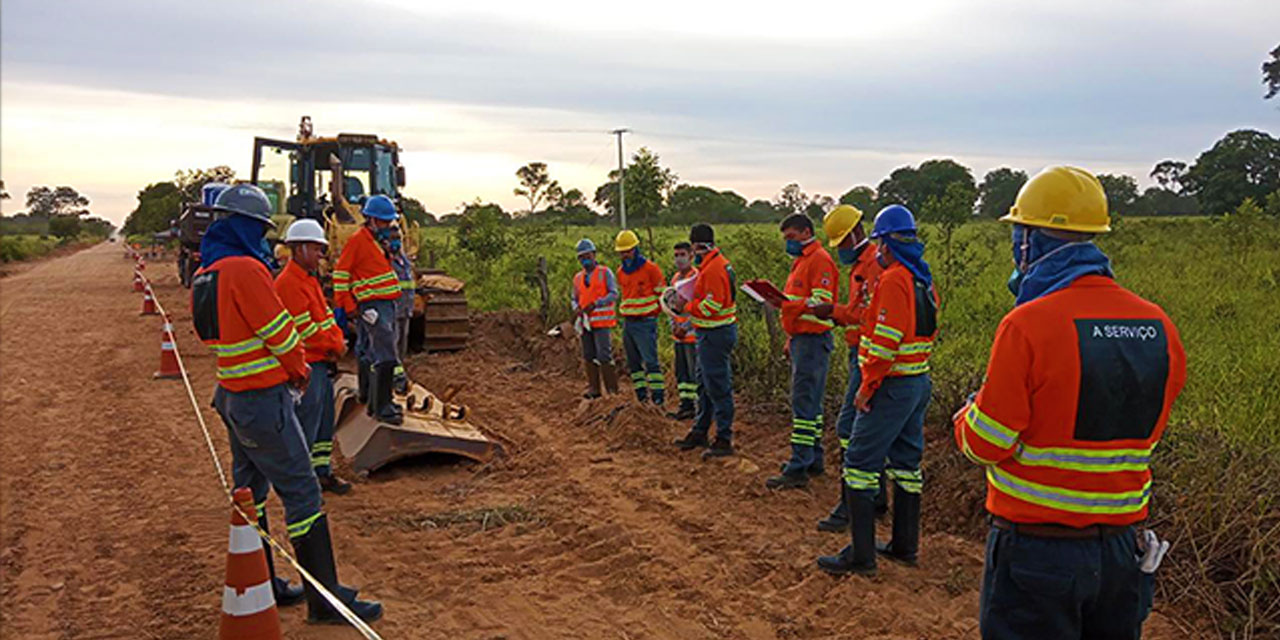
left=536, top=256, right=550, bottom=328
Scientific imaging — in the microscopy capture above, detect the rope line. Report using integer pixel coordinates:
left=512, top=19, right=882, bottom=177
left=134, top=260, right=384, bottom=640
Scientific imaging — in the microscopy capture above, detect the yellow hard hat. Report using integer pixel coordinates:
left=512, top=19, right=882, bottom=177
left=823, top=204, right=864, bottom=247
left=615, top=229, right=640, bottom=252
left=1002, top=166, right=1111, bottom=233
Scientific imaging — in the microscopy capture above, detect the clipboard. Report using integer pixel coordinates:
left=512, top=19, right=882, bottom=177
left=741, top=279, right=787, bottom=308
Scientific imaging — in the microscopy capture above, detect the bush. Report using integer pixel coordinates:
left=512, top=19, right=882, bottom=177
left=0, top=235, right=61, bottom=262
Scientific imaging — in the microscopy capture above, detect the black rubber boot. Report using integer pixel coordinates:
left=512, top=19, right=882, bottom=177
left=816, top=489, right=877, bottom=576
left=876, top=485, right=920, bottom=566
left=356, top=360, right=370, bottom=406
left=673, top=430, right=709, bottom=450
left=765, top=472, right=808, bottom=490
left=817, top=488, right=849, bottom=533
left=259, top=515, right=304, bottom=607
left=290, top=514, right=383, bottom=625
left=600, top=362, right=620, bottom=395
left=583, top=361, right=602, bottom=399
left=667, top=400, right=696, bottom=420
left=701, top=438, right=734, bottom=459
left=372, top=363, right=404, bottom=425
left=318, top=473, right=353, bottom=496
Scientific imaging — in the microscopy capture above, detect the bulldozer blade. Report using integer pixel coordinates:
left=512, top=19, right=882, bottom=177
left=332, top=372, right=501, bottom=475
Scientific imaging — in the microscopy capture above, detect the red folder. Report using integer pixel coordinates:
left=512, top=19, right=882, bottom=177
left=741, top=279, right=786, bottom=308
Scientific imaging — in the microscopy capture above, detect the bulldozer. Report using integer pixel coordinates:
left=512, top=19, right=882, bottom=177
left=247, top=116, right=499, bottom=473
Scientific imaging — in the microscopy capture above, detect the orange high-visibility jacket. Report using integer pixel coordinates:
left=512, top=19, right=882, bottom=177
left=781, top=241, right=838, bottom=336
left=670, top=268, right=698, bottom=344
left=832, top=247, right=883, bottom=349
left=858, top=262, right=939, bottom=398
left=332, top=226, right=399, bottom=313
left=688, top=249, right=736, bottom=330
left=192, top=256, right=308, bottom=392
left=954, top=275, right=1186, bottom=527
left=617, top=260, right=665, bottom=318
left=274, top=260, right=347, bottom=364
left=574, top=265, right=618, bottom=329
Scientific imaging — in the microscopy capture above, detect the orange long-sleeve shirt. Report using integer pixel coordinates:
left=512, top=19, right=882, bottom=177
left=953, top=275, right=1186, bottom=527
left=617, top=260, right=665, bottom=318
left=781, top=241, right=838, bottom=336
left=192, top=256, right=308, bottom=392
left=274, top=259, right=347, bottom=364
left=857, top=263, right=938, bottom=398
left=332, top=226, right=399, bottom=313
left=831, top=246, right=883, bottom=348
left=688, top=249, right=736, bottom=330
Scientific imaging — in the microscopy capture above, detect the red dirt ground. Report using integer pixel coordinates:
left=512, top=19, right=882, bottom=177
left=0, top=243, right=1202, bottom=639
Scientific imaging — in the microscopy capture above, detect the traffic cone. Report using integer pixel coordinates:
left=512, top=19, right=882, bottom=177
left=133, top=272, right=145, bottom=292
left=154, top=322, right=181, bottom=379
left=140, top=287, right=158, bottom=316
left=220, top=487, right=282, bottom=640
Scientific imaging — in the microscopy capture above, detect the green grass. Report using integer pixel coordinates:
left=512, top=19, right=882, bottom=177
left=0, top=234, right=62, bottom=263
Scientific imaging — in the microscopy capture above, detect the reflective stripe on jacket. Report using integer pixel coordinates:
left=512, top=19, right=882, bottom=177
left=274, top=260, right=346, bottom=364
left=618, top=260, right=665, bottom=318
left=193, top=256, right=308, bottom=392
left=831, top=247, right=883, bottom=348
left=574, top=265, right=618, bottom=329
left=953, top=275, right=1187, bottom=527
left=332, top=226, right=399, bottom=312
left=857, top=262, right=938, bottom=398
left=781, top=240, right=838, bottom=335
left=688, top=249, right=736, bottom=329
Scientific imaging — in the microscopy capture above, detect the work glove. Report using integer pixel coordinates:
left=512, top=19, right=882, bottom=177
left=1137, top=529, right=1170, bottom=574
left=362, top=308, right=379, bottom=325
left=334, top=307, right=348, bottom=331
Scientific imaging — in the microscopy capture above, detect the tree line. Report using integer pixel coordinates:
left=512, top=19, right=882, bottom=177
left=0, top=181, right=114, bottom=239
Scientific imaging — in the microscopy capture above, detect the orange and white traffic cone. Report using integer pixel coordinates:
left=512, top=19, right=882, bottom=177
left=140, top=287, right=158, bottom=316
left=133, top=272, right=145, bottom=292
left=220, top=487, right=282, bottom=640
left=154, top=322, right=181, bottom=380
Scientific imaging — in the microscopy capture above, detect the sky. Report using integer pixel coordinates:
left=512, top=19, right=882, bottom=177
left=1, top=0, right=1277, bottom=225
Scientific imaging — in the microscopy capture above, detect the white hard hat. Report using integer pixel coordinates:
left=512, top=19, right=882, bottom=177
left=283, top=218, right=328, bottom=245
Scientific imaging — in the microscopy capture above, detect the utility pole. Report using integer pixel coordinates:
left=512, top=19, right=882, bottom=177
left=611, top=128, right=629, bottom=228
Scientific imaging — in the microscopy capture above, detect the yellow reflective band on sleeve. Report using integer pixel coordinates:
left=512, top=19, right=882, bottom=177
left=889, top=361, right=930, bottom=375
left=897, top=341, right=933, bottom=355
left=810, top=288, right=833, bottom=302
left=964, top=404, right=1019, bottom=450
left=867, top=343, right=895, bottom=360
left=987, top=466, right=1152, bottom=515
left=318, top=317, right=336, bottom=331
left=209, top=336, right=266, bottom=357
left=873, top=323, right=904, bottom=343
left=799, top=314, right=836, bottom=328
left=298, top=323, right=319, bottom=339
left=255, top=310, right=291, bottom=342
left=267, top=329, right=300, bottom=355
left=1013, top=443, right=1155, bottom=474
left=332, top=270, right=350, bottom=280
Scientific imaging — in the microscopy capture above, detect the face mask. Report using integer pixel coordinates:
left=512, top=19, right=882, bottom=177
left=837, top=241, right=867, bottom=266
left=694, top=253, right=705, bottom=266
left=389, top=239, right=402, bottom=253
left=580, top=257, right=595, bottom=270
left=374, top=226, right=393, bottom=242
left=875, top=245, right=890, bottom=269
left=784, top=238, right=805, bottom=257
left=674, top=255, right=691, bottom=270
left=1007, top=267, right=1023, bottom=297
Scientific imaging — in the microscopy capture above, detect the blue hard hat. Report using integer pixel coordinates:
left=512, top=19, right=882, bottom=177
left=362, top=194, right=399, bottom=221
left=213, top=184, right=275, bottom=226
left=870, top=204, right=917, bottom=239
left=575, top=238, right=596, bottom=255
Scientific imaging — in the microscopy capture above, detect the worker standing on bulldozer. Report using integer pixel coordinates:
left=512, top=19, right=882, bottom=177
left=192, top=184, right=382, bottom=624
left=275, top=219, right=353, bottom=496
left=334, top=194, right=404, bottom=426
left=572, top=238, right=620, bottom=398
left=386, top=224, right=415, bottom=394
left=817, top=204, right=937, bottom=577
left=673, top=223, right=737, bottom=459
left=813, top=204, right=888, bottom=532
left=614, top=230, right=667, bottom=407
left=954, top=167, right=1186, bottom=639
left=767, top=213, right=838, bottom=490
left=667, top=241, right=699, bottom=420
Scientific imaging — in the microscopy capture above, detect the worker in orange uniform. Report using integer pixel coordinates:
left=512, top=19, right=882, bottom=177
left=817, top=204, right=937, bottom=576
left=767, top=213, right=838, bottom=489
left=953, top=166, right=1186, bottom=639
left=615, top=229, right=667, bottom=406
left=667, top=241, right=699, bottom=420
left=275, top=219, right=352, bottom=496
left=572, top=238, right=621, bottom=398
left=673, top=223, right=737, bottom=459
left=333, top=194, right=404, bottom=425
left=813, top=205, right=888, bottom=531
left=192, top=185, right=381, bottom=624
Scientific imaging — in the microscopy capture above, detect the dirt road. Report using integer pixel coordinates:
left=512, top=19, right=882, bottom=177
left=0, top=243, right=1194, bottom=639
